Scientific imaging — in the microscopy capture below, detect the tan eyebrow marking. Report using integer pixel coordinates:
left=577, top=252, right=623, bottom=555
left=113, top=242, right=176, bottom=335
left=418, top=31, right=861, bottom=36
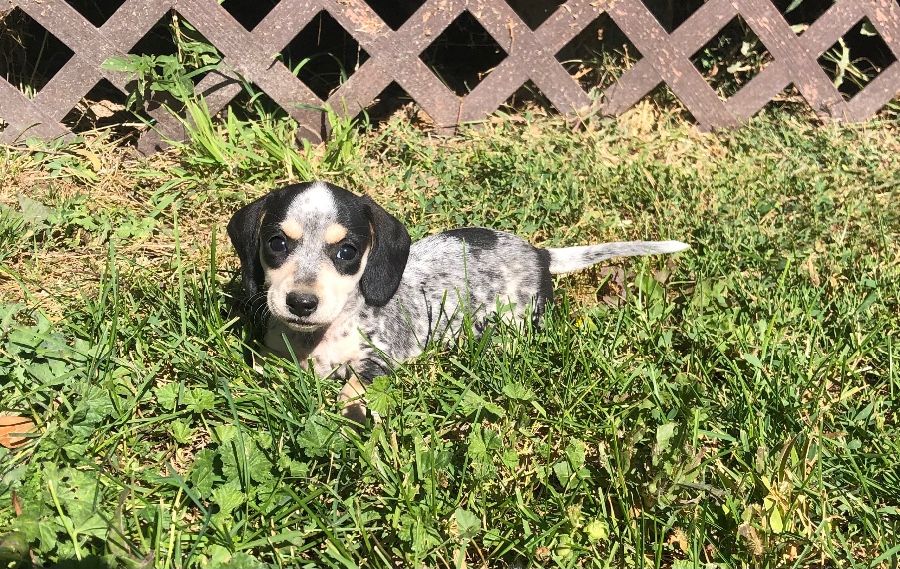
left=324, top=223, right=348, bottom=244
left=281, top=219, right=303, bottom=240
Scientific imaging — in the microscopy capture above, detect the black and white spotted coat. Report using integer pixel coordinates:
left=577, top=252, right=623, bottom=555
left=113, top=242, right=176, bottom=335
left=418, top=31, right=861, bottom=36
left=228, top=181, right=688, bottom=384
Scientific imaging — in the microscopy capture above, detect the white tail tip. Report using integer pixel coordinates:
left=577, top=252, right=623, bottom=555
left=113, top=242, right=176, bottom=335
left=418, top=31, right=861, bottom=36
left=656, top=240, right=691, bottom=253
left=546, top=239, right=690, bottom=274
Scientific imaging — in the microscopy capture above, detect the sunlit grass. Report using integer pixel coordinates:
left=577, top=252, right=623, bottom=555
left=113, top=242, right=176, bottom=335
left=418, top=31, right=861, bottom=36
left=0, top=103, right=898, bottom=568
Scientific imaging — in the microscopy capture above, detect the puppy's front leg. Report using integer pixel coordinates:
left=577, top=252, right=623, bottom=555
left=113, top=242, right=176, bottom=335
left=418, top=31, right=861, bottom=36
left=338, top=376, right=381, bottom=424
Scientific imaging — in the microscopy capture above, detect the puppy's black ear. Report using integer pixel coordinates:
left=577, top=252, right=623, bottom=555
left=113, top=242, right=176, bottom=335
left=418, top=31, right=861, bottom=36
left=359, top=197, right=411, bottom=307
left=227, top=194, right=269, bottom=299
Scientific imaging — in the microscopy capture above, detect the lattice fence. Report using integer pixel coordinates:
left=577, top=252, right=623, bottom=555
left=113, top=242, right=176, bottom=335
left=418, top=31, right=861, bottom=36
left=2, top=0, right=899, bottom=152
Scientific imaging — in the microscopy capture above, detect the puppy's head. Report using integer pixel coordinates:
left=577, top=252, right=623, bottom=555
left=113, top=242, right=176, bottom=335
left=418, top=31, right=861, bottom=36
left=227, top=182, right=410, bottom=331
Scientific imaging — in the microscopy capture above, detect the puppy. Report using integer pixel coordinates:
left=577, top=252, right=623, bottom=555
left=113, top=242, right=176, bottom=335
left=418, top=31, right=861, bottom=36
left=228, top=181, right=688, bottom=418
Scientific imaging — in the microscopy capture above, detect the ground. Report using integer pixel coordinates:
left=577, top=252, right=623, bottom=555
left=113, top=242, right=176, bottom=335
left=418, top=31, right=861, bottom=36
left=0, top=101, right=898, bottom=568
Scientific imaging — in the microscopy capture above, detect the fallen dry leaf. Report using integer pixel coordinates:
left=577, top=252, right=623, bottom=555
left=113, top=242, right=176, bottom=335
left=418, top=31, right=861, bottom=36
left=88, top=99, right=125, bottom=119
left=0, top=415, right=36, bottom=449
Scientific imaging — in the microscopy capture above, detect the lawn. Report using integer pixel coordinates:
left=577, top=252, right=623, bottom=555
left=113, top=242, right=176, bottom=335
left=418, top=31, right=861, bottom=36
left=0, top=102, right=898, bottom=568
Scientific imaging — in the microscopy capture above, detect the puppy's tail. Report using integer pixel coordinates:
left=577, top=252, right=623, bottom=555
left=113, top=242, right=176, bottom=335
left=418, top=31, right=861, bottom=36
left=546, top=240, right=689, bottom=274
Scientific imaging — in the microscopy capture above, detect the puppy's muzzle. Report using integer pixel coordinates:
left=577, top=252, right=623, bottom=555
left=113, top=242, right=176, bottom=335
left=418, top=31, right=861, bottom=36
left=286, top=292, right=319, bottom=318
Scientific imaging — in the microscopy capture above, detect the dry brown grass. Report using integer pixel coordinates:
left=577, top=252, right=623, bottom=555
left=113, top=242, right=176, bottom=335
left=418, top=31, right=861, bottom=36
left=0, top=139, right=234, bottom=318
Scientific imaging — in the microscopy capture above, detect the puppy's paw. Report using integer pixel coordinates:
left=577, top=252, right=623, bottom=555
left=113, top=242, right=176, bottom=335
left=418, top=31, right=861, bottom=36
left=341, top=401, right=368, bottom=424
left=338, top=377, right=380, bottom=424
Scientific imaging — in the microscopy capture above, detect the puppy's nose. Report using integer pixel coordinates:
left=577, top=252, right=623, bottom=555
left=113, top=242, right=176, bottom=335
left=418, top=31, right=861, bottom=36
left=286, top=292, right=318, bottom=318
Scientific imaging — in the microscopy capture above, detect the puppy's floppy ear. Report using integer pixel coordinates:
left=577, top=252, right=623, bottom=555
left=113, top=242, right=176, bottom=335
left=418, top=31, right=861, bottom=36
left=227, top=194, right=269, bottom=299
left=359, top=196, right=411, bottom=307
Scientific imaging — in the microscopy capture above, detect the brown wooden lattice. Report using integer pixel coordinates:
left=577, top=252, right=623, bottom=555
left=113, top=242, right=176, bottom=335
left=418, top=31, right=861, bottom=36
left=1, top=0, right=899, bottom=152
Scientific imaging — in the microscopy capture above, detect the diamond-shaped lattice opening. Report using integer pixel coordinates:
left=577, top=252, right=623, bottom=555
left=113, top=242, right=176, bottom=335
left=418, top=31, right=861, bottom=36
left=690, top=15, right=774, bottom=100
left=639, top=0, right=704, bottom=33
left=130, top=14, right=220, bottom=63
left=130, top=14, right=179, bottom=57
left=503, top=80, right=553, bottom=113
left=128, top=15, right=221, bottom=110
left=61, top=79, right=147, bottom=141
left=63, top=0, right=129, bottom=27
left=773, top=0, right=834, bottom=27
left=364, top=0, right=426, bottom=31
left=221, top=0, right=281, bottom=31
left=505, top=0, right=566, bottom=30
left=631, top=84, right=697, bottom=125
left=757, top=84, right=807, bottom=116
left=818, top=18, right=897, bottom=99
left=281, top=11, right=370, bottom=101
left=419, top=11, right=507, bottom=96
left=0, top=8, right=75, bottom=96
left=555, top=13, right=641, bottom=95
left=362, top=81, right=421, bottom=128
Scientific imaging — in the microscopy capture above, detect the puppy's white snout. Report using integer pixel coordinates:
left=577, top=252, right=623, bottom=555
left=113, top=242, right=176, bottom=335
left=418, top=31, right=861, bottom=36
left=286, top=292, right=319, bottom=317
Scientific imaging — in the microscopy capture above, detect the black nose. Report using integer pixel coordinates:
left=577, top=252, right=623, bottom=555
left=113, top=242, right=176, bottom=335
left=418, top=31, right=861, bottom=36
left=286, top=292, right=318, bottom=318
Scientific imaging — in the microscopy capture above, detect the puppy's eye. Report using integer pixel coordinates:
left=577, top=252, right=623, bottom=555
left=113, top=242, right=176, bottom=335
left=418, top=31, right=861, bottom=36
left=336, top=243, right=358, bottom=261
left=268, top=235, right=287, bottom=253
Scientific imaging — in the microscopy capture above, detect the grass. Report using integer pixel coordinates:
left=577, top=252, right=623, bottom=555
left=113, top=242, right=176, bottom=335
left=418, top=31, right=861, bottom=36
left=0, top=99, right=898, bottom=568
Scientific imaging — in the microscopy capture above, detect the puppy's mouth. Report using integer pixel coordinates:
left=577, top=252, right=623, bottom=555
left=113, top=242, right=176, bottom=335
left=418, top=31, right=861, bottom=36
left=280, top=317, right=327, bottom=332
